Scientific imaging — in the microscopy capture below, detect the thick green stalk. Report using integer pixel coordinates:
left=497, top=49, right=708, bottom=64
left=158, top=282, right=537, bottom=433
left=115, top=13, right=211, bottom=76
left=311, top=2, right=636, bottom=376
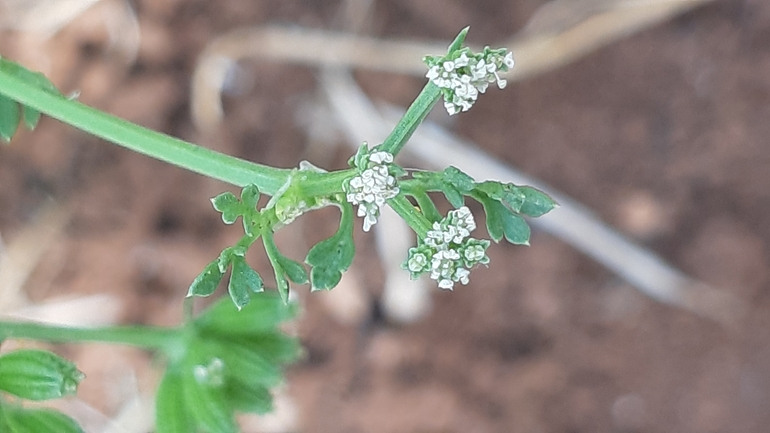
left=0, top=321, right=181, bottom=351
left=377, top=83, right=441, bottom=156
left=0, top=67, right=292, bottom=193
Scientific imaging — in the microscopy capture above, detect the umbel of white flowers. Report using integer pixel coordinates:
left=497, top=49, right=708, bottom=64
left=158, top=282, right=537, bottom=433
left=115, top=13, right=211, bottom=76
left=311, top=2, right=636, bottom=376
left=404, top=206, right=490, bottom=290
left=344, top=150, right=400, bottom=232
left=424, top=47, right=514, bottom=115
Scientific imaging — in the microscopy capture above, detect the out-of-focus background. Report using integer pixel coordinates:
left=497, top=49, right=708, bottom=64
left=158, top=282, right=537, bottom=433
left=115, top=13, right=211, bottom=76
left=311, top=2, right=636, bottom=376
left=1, top=0, right=769, bottom=432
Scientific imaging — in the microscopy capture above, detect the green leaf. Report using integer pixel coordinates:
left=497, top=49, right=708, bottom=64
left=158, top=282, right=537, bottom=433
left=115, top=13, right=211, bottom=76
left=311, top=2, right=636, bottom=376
left=22, top=105, right=41, bottom=130
left=0, top=94, right=20, bottom=142
left=476, top=194, right=504, bottom=243
left=187, top=260, right=224, bottom=298
left=277, top=255, right=308, bottom=285
left=225, top=380, right=273, bottom=415
left=500, top=211, right=530, bottom=245
left=195, top=293, right=297, bottom=337
left=517, top=186, right=558, bottom=217
left=441, top=166, right=475, bottom=193
left=155, top=369, right=194, bottom=433
left=240, top=184, right=260, bottom=209
left=305, top=203, right=355, bottom=291
left=217, top=343, right=282, bottom=389
left=211, top=192, right=241, bottom=224
left=232, top=333, right=302, bottom=364
left=181, top=360, right=237, bottom=433
left=2, top=405, right=83, bottom=433
left=440, top=184, right=465, bottom=208
left=0, top=58, right=61, bottom=141
left=228, top=256, right=264, bottom=309
left=263, top=231, right=307, bottom=302
left=0, top=349, right=84, bottom=401
left=476, top=192, right=531, bottom=245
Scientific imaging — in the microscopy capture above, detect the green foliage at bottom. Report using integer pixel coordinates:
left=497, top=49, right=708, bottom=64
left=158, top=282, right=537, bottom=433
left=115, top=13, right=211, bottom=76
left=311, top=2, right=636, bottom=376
left=155, top=293, right=301, bottom=433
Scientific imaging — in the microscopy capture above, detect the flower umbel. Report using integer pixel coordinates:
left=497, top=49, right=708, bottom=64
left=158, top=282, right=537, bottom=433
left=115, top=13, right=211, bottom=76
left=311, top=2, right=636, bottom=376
left=344, top=148, right=400, bottom=232
left=424, top=47, right=514, bottom=115
left=403, top=206, right=490, bottom=290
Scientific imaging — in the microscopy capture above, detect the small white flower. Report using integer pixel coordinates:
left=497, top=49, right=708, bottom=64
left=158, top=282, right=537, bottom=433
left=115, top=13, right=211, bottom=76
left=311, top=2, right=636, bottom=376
left=454, top=267, right=470, bottom=285
left=369, top=151, right=394, bottom=164
left=424, top=47, right=514, bottom=116
left=407, top=252, right=429, bottom=273
left=402, top=205, right=490, bottom=290
left=464, top=244, right=486, bottom=263
left=503, top=52, right=514, bottom=68
left=345, top=149, right=400, bottom=232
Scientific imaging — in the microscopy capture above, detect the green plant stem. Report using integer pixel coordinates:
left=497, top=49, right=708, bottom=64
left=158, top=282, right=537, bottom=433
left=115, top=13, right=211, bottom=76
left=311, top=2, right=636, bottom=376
left=0, top=67, right=354, bottom=198
left=0, top=321, right=181, bottom=351
left=388, top=195, right=431, bottom=238
left=377, top=83, right=441, bottom=157
left=377, top=27, right=467, bottom=157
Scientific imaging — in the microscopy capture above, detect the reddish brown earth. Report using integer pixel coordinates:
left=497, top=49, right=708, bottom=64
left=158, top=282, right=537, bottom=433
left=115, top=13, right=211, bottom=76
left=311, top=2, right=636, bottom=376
left=1, top=1, right=769, bottom=432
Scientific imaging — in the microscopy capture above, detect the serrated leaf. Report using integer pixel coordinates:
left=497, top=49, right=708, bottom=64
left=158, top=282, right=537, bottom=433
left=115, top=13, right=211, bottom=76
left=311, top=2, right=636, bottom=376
left=517, top=186, right=558, bottom=217
left=0, top=94, right=20, bottom=142
left=0, top=350, right=84, bottom=401
left=228, top=256, right=264, bottom=309
left=442, top=166, right=475, bottom=193
left=195, top=293, right=297, bottom=337
left=501, top=211, right=530, bottom=245
left=187, top=260, right=224, bottom=298
left=305, top=204, right=355, bottom=291
left=181, top=361, right=237, bottom=433
left=233, top=333, right=302, bottom=364
left=155, top=369, right=194, bottom=433
left=211, top=192, right=241, bottom=224
left=2, top=405, right=83, bottom=433
left=240, top=184, right=260, bottom=209
left=225, top=381, right=273, bottom=415
left=218, top=343, right=283, bottom=389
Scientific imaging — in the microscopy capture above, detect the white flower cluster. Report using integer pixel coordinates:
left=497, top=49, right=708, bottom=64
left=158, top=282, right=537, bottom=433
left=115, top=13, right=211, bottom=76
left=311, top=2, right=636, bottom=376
left=425, top=48, right=514, bottom=115
left=344, top=150, right=399, bottom=232
left=404, top=206, right=490, bottom=290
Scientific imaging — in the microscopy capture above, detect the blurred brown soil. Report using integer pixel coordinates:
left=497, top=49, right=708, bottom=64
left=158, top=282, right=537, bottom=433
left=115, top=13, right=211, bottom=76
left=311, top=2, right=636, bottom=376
left=1, top=0, right=770, bottom=432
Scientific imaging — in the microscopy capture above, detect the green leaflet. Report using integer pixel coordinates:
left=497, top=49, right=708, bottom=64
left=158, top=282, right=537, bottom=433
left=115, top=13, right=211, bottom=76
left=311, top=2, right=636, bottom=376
left=263, top=230, right=308, bottom=302
left=187, top=260, right=225, bottom=298
left=1, top=405, right=83, bottom=433
left=305, top=203, right=356, bottom=291
left=228, top=256, right=264, bottom=310
left=0, top=349, right=84, bottom=401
